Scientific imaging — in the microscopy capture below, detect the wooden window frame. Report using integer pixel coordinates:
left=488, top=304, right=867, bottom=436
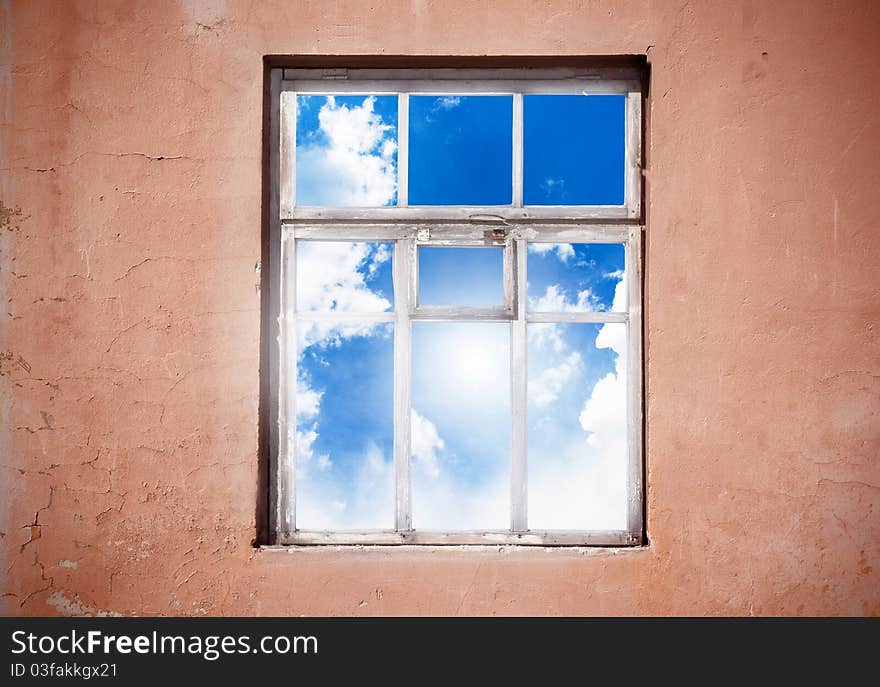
left=267, top=67, right=645, bottom=547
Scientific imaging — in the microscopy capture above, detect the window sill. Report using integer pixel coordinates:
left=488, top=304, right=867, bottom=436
left=267, top=530, right=644, bottom=548
left=256, top=541, right=651, bottom=557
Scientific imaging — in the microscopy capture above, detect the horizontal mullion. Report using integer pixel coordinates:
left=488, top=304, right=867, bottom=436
left=287, top=223, right=634, bottom=243
left=411, top=307, right=513, bottom=321
left=283, top=206, right=630, bottom=222
left=295, top=311, right=395, bottom=322
left=527, top=311, right=627, bottom=324
left=279, top=529, right=641, bottom=547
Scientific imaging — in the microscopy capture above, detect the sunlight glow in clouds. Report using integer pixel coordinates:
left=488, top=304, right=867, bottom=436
left=292, top=245, right=629, bottom=531
left=291, top=93, right=630, bottom=532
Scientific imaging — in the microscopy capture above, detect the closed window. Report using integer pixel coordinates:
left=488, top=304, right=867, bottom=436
left=267, top=66, right=644, bottom=545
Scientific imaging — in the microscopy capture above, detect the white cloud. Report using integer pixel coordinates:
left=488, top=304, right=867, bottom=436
left=411, top=409, right=444, bottom=478
left=528, top=322, right=566, bottom=353
left=297, top=241, right=390, bottom=313
left=527, top=284, right=601, bottom=353
left=289, top=240, right=394, bottom=504
left=528, top=273, right=629, bottom=530
left=296, top=382, right=321, bottom=420
left=579, top=272, right=627, bottom=445
left=528, top=243, right=575, bottom=262
left=529, top=351, right=582, bottom=408
left=295, top=379, right=330, bottom=473
left=529, top=283, right=600, bottom=312
left=296, top=96, right=397, bottom=206
left=293, top=426, right=318, bottom=471
left=296, top=241, right=392, bottom=349
left=435, top=95, right=461, bottom=110
left=296, top=442, right=394, bottom=529
left=292, top=264, right=632, bottom=534
left=367, top=243, right=391, bottom=277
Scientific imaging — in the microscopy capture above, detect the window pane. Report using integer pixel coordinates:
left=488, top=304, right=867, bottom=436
left=409, top=95, right=513, bottom=205
left=523, top=94, right=625, bottom=206
left=528, top=322, right=628, bottom=530
left=295, top=321, right=394, bottom=529
left=527, top=243, right=625, bottom=312
left=411, top=322, right=509, bottom=529
left=295, top=95, right=398, bottom=206
left=296, top=241, right=393, bottom=312
left=418, top=246, right=504, bottom=307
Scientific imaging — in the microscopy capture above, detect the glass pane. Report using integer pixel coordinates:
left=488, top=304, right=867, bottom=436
left=411, top=322, right=509, bottom=529
left=408, top=95, right=512, bottom=205
left=418, top=246, right=504, bottom=307
left=295, top=95, right=398, bottom=206
left=523, top=94, right=625, bottom=206
left=527, top=243, right=625, bottom=312
left=295, top=320, right=394, bottom=529
left=296, top=241, right=393, bottom=312
left=528, top=322, right=628, bottom=530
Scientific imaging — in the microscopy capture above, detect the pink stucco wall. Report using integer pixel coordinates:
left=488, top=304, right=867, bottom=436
left=1, top=0, right=878, bottom=616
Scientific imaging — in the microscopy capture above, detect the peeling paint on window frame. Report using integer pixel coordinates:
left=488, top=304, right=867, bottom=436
left=266, top=66, right=645, bottom=547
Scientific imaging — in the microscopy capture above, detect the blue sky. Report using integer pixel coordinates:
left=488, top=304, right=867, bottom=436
left=295, top=93, right=625, bottom=207
left=523, top=95, right=625, bottom=205
left=418, top=247, right=504, bottom=306
left=409, top=95, right=512, bottom=205
left=292, top=92, right=628, bottom=531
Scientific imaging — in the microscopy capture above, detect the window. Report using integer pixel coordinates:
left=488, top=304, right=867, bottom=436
left=267, top=65, right=644, bottom=546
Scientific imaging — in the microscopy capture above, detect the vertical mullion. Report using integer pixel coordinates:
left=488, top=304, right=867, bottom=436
left=510, top=239, right=528, bottom=531
left=502, top=238, right=515, bottom=313
left=398, top=93, right=409, bottom=207
left=512, top=92, right=523, bottom=207
left=625, top=91, right=642, bottom=219
left=277, top=230, right=296, bottom=536
left=268, top=68, right=282, bottom=543
left=279, top=90, right=296, bottom=218
left=393, top=240, right=413, bottom=530
left=626, top=227, right=644, bottom=542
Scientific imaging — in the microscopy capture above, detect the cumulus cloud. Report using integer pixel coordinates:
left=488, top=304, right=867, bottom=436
left=411, top=409, right=444, bottom=478
left=527, top=273, right=629, bottom=530
left=527, top=283, right=602, bottom=354
left=528, top=352, right=583, bottom=408
left=291, top=245, right=385, bottom=493
left=296, top=96, right=397, bottom=206
left=296, top=382, right=321, bottom=420
left=297, top=241, right=391, bottom=313
left=295, top=242, right=392, bottom=349
left=580, top=271, right=628, bottom=445
left=296, top=442, right=394, bottom=529
left=528, top=243, right=575, bottom=262
left=292, top=243, right=631, bottom=533
left=529, top=283, right=601, bottom=312
left=367, top=243, right=391, bottom=277
left=410, top=412, right=508, bottom=530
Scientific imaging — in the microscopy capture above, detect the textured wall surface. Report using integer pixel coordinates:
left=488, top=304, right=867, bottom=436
left=1, top=0, right=878, bottom=616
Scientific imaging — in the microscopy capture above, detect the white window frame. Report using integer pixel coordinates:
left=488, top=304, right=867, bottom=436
left=268, top=67, right=644, bottom=546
